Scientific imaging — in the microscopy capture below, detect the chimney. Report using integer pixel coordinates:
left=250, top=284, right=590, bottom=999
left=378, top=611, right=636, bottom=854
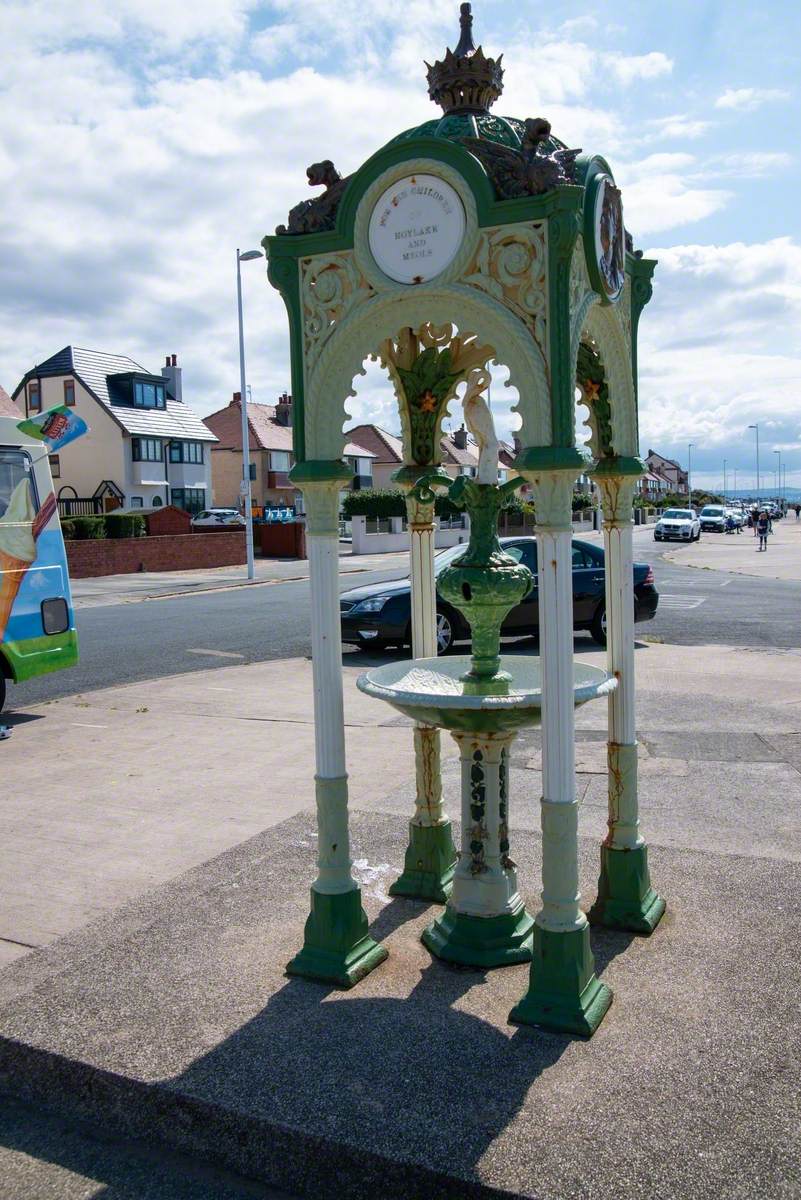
left=275, top=392, right=292, bottom=427
left=453, top=423, right=468, bottom=450
left=233, top=391, right=241, bottom=404
left=161, top=353, right=182, bottom=402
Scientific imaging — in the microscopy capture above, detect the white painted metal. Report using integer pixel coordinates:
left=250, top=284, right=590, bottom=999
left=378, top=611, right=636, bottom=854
left=407, top=495, right=444, bottom=827
left=534, top=507, right=585, bottom=933
left=602, top=501, right=643, bottom=850
left=236, top=248, right=257, bottom=581
left=305, top=487, right=355, bottom=895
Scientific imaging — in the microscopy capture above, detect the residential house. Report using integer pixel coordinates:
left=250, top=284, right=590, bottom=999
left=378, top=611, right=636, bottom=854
left=203, top=393, right=375, bottom=513
left=0, top=386, right=21, bottom=417
left=645, top=449, right=688, bottom=496
left=345, top=422, right=519, bottom=487
left=12, top=348, right=215, bottom=512
left=638, top=471, right=671, bottom=503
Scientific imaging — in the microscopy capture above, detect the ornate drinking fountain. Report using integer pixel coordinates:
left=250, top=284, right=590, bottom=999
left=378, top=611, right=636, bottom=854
left=358, top=401, right=617, bottom=972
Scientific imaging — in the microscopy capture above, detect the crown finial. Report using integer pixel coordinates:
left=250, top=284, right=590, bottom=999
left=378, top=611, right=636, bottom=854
left=426, top=4, right=504, bottom=116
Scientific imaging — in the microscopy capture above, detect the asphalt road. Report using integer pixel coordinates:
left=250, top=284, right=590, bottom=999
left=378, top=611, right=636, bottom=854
left=12, top=533, right=801, bottom=708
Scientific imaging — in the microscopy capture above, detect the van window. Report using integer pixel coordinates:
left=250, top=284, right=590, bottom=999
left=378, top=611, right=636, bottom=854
left=0, top=449, right=38, bottom=520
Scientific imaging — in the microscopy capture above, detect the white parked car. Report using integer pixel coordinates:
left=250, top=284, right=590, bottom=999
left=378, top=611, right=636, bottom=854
left=653, top=508, right=701, bottom=542
left=191, top=508, right=246, bottom=528
left=724, top=507, right=745, bottom=528
left=699, top=504, right=727, bottom=533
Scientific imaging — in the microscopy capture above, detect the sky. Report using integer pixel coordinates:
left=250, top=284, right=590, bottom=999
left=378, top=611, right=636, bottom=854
left=1, top=0, right=799, bottom=493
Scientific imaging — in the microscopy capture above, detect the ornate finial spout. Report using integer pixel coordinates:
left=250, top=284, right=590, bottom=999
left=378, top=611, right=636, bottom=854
left=455, top=3, right=476, bottom=57
left=426, top=3, right=504, bottom=115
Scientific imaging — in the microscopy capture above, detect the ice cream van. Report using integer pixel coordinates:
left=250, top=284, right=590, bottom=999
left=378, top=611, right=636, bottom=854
left=0, top=411, right=81, bottom=712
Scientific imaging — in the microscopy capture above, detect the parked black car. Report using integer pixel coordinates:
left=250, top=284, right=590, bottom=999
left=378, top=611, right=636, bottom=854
left=340, top=537, right=659, bottom=652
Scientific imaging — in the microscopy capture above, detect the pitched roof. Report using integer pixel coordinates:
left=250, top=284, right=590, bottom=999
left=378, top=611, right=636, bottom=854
left=204, top=400, right=372, bottom=459
left=13, top=346, right=216, bottom=442
left=440, top=430, right=480, bottom=467
left=345, top=424, right=404, bottom=463
left=0, top=386, right=19, bottom=417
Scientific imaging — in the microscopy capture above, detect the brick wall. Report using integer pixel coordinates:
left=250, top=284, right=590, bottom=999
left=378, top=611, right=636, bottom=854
left=66, top=532, right=246, bottom=578
left=143, top=505, right=192, bottom=536
left=258, top=521, right=306, bottom=559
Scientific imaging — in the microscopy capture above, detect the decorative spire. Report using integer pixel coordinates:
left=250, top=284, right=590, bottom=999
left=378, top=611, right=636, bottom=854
left=426, top=3, right=504, bottom=116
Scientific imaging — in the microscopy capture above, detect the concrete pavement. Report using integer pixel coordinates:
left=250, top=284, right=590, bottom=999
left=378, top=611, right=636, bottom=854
left=3, top=638, right=801, bottom=965
left=665, top=510, right=801, bottom=581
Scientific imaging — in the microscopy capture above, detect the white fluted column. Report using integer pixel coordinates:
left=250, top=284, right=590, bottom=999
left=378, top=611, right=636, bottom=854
left=599, top=476, right=641, bottom=849
left=389, top=488, right=456, bottom=902
left=509, top=464, right=611, bottom=1036
left=531, top=471, right=585, bottom=932
left=286, top=472, right=387, bottom=987
left=305, top=479, right=355, bottom=894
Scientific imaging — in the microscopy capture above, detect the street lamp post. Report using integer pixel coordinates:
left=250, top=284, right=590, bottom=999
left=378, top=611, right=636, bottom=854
left=236, top=248, right=263, bottom=582
left=723, top=458, right=727, bottom=499
left=687, top=443, right=694, bottom=511
left=774, top=450, right=782, bottom=507
left=748, top=423, right=760, bottom=501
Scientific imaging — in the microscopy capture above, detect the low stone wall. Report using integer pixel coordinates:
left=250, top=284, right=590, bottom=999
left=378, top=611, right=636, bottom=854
left=66, top=532, right=246, bottom=578
left=349, top=515, right=469, bottom=555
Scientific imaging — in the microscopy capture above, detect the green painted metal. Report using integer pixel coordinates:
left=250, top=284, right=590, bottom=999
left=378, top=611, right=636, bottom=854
left=513, top=444, right=592, bottom=475
left=544, top=189, right=583, bottom=448
left=389, top=821, right=456, bottom=903
left=422, top=899, right=534, bottom=968
left=588, top=844, right=666, bottom=935
left=288, top=459, right=353, bottom=485
left=286, top=886, right=388, bottom=988
left=590, top=454, right=646, bottom=479
left=434, top=476, right=531, bottom=681
left=627, top=254, right=657, bottom=421
left=395, top=346, right=466, bottom=466
left=3, top=630, right=78, bottom=683
left=509, top=924, right=612, bottom=1037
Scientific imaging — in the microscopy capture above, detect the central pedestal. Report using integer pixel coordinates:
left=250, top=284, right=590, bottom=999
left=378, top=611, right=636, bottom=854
left=422, top=730, right=534, bottom=967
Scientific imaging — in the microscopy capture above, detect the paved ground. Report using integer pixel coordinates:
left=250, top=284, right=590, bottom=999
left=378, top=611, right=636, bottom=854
left=665, top=510, right=801, bottom=581
left=13, top=523, right=801, bottom=709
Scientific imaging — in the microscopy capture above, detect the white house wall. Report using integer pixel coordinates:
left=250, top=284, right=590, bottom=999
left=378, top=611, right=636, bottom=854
left=29, top=376, right=125, bottom=499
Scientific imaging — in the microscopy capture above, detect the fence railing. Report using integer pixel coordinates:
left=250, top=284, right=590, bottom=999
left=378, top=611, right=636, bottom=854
left=58, top=497, right=104, bottom=517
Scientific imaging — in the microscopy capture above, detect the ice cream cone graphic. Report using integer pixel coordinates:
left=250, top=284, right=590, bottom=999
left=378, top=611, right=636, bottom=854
left=0, top=479, right=38, bottom=641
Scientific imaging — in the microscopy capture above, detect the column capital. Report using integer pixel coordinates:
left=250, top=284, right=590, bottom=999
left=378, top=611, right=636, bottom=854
left=517, top=469, right=578, bottom=532
left=592, top=473, right=640, bottom=526
left=300, top=477, right=345, bottom=537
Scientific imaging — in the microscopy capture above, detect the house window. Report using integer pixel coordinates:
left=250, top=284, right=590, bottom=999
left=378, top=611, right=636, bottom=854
left=63, top=380, right=75, bottom=407
left=133, top=381, right=166, bottom=409
left=28, top=382, right=41, bottom=412
left=171, top=487, right=205, bottom=514
left=152, top=496, right=163, bottom=507
left=130, top=496, right=144, bottom=508
left=460, top=465, right=477, bottom=477
left=498, top=468, right=508, bottom=483
left=168, top=441, right=204, bottom=464
left=49, top=454, right=61, bottom=479
left=131, top=437, right=163, bottom=462
left=269, top=450, right=291, bottom=472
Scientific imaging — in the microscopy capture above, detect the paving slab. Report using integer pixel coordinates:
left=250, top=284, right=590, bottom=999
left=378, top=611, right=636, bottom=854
left=0, top=811, right=798, bottom=1200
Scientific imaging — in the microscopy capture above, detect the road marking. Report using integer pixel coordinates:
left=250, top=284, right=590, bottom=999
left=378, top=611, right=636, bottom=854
left=207, top=686, right=236, bottom=691
left=71, top=722, right=108, bottom=729
left=186, top=648, right=245, bottom=659
left=658, top=595, right=706, bottom=609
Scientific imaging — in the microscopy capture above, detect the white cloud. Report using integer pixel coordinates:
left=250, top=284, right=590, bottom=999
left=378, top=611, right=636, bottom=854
left=708, top=151, right=792, bottom=177
left=715, top=87, right=790, bottom=112
left=615, top=157, right=730, bottom=236
left=605, top=51, right=673, bottom=85
left=643, top=114, right=713, bottom=142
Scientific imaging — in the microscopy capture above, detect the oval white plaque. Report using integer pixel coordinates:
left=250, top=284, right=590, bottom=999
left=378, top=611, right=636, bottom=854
left=368, top=174, right=466, bottom=285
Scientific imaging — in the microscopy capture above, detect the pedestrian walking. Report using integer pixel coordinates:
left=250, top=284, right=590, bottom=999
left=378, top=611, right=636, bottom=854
left=756, top=509, right=772, bottom=551
left=795, top=503, right=800, bottom=520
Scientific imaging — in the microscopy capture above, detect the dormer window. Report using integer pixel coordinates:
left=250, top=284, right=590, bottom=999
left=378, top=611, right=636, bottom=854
left=134, top=380, right=166, bottom=409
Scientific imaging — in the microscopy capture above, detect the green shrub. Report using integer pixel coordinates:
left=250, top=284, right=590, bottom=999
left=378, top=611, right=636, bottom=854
left=105, top=512, right=146, bottom=539
left=60, top=519, right=75, bottom=539
left=342, top=489, right=406, bottom=519
left=70, top=516, right=106, bottom=540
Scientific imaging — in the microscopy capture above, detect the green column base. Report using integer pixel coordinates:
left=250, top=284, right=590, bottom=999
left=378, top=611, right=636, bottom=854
left=509, top=923, right=612, bottom=1038
left=389, top=820, right=457, bottom=903
left=588, top=843, right=666, bottom=935
left=286, top=886, right=388, bottom=989
left=422, top=896, right=534, bottom=969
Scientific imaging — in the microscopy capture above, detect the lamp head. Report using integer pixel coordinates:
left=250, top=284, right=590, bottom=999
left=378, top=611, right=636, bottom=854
left=238, top=250, right=262, bottom=262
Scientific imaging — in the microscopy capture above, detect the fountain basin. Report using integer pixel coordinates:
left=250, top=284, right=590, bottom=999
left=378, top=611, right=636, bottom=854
left=358, top=655, right=617, bottom=733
